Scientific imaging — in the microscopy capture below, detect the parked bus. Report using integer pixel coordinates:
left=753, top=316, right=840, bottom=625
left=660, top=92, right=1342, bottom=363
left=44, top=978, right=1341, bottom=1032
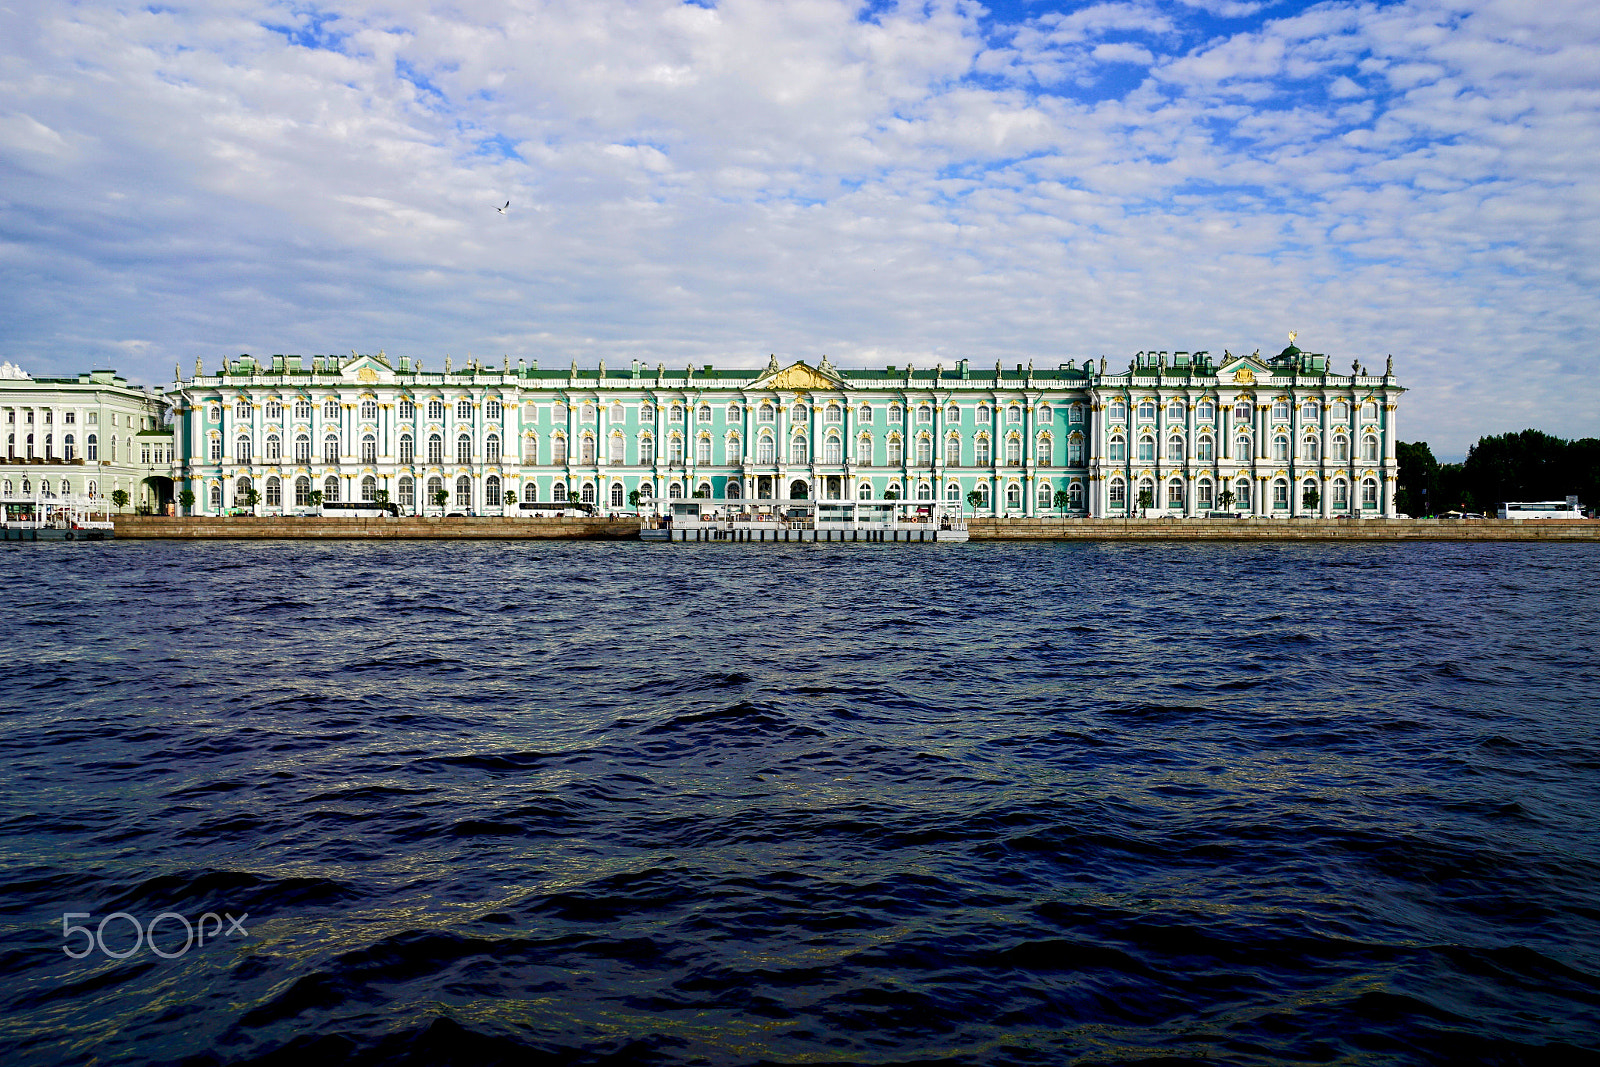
left=516, top=500, right=596, bottom=518
left=319, top=500, right=400, bottom=518
left=1497, top=501, right=1585, bottom=519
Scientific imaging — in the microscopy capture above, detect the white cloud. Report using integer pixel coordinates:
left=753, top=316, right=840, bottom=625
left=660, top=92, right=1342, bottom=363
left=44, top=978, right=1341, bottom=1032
left=0, top=0, right=1596, bottom=457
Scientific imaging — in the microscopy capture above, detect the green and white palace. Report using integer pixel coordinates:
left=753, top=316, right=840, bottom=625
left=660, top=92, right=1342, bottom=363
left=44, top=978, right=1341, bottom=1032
left=142, top=339, right=1403, bottom=518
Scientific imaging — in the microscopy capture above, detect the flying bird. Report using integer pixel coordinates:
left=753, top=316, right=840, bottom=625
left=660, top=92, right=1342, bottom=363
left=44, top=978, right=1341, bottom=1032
left=496, top=201, right=510, bottom=214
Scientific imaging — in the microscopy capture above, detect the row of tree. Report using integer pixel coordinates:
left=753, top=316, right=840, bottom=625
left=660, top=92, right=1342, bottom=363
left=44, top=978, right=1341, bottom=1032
left=1398, top=430, right=1600, bottom=516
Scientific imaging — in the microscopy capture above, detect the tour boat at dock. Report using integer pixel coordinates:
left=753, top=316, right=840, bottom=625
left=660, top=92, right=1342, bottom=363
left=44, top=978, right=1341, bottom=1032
left=640, top=499, right=968, bottom=543
left=0, top=495, right=116, bottom=542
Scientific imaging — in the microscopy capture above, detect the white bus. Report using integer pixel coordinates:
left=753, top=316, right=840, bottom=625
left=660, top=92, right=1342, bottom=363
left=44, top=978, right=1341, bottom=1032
left=1497, top=501, right=1585, bottom=519
left=319, top=500, right=400, bottom=518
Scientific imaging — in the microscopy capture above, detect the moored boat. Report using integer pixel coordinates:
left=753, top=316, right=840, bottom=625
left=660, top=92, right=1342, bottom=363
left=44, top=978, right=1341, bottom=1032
left=1, top=495, right=117, bottom=542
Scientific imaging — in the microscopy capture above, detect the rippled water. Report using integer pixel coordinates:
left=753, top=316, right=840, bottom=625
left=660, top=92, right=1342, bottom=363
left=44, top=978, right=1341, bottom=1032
left=2, top=539, right=1598, bottom=1065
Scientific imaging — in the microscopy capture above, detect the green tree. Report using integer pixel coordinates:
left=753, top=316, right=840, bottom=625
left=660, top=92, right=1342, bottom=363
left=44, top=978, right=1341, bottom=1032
left=692, top=487, right=709, bottom=499
left=431, top=488, right=449, bottom=509
left=309, top=489, right=324, bottom=508
left=1301, top=484, right=1320, bottom=514
left=1053, top=488, right=1071, bottom=514
left=504, top=491, right=516, bottom=507
left=628, top=489, right=643, bottom=511
left=1396, top=440, right=1441, bottom=516
left=1216, top=486, right=1236, bottom=512
left=882, top=489, right=898, bottom=500
left=178, top=489, right=196, bottom=516
left=110, top=489, right=129, bottom=513
left=1136, top=486, right=1154, bottom=513
left=240, top=487, right=261, bottom=513
left=374, top=489, right=390, bottom=506
left=966, top=489, right=983, bottom=511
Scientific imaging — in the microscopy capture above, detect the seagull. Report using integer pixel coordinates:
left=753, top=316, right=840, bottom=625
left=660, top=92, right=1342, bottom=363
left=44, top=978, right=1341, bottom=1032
left=496, top=201, right=510, bottom=214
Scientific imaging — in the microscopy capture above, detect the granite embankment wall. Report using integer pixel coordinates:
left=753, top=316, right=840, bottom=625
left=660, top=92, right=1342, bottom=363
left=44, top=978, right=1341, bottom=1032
left=113, top=515, right=1600, bottom=541
left=114, top=516, right=639, bottom=539
left=966, top=517, right=1600, bottom=541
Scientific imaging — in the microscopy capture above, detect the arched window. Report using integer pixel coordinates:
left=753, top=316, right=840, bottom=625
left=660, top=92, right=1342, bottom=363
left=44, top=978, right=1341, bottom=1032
left=1108, top=435, right=1125, bottom=463
left=825, top=404, right=843, bottom=424
left=917, top=482, right=932, bottom=500
left=946, top=405, right=960, bottom=424
left=668, top=435, right=683, bottom=463
left=1167, top=436, right=1184, bottom=463
left=1362, top=478, right=1379, bottom=509
left=361, top=474, right=377, bottom=501
left=486, top=474, right=501, bottom=503
left=236, top=436, right=252, bottom=465
left=727, top=434, right=742, bottom=462
left=1272, top=400, right=1290, bottom=421
left=975, top=436, right=992, bottom=464
left=456, top=399, right=473, bottom=420
left=945, top=435, right=961, bottom=465
left=323, top=434, right=339, bottom=463
left=825, top=435, right=843, bottom=464
left=610, top=434, right=625, bottom=464
left=579, top=436, right=595, bottom=464
left=1110, top=479, right=1126, bottom=508
left=486, top=434, right=501, bottom=463
left=455, top=475, right=471, bottom=508
left=362, top=434, right=377, bottom=462
left=728, top=403, right=741, bottom=421
left=974, top=482, right=991, bottom=507
left=553, top=482, right=567, bottom=501
left=323, top=399, right=339, bottom=420
left=524, top=435, right=538, bottom=465
left=457, top=434, right=472, bottom=463
left=1137, top=436, right=1155, bottom=463
left=1273, top=435, right=1289, bottom=461
left=1005, top=436, right=1022, bottom=464
left=1038, top=404, right=1052, bottom=423
left=667, top=483, right=682, bottom=499
left=1332, top=478, right=1349, bottom=508
left=399, top=434, right=414, bottom=463
left=489, top=399, right=504, bottom=420
left=611, top=483, right=624, bottom=508
left=1168, top=477, right=1184, bottom=508
left=360, top=399, right=377, bottom=420
left=426, top=475, right=443, bottom=508
left=917, top=405, right=932, bottom=424
left=427, top=433, right=443, bottom=463
left=1235, top=433, right=1251, bottom=459
left=1302, top=436, right=1319, bottom=461
left=888, top=404, right=902, bottom=423
left=1069, top=482, right=1084, bottom=509
left=295, top=475, right=311, bottom=507
left=1005, top=482, right=1021, bottom=508
left=235, top=476, right=252, bottom=504
left=398, top=476, right=414, bottom=509
left=1273, top=478, right=1290, bottom=509
left=265, top=476, right=282, bottom=507
left=209, top=483, right=222, bottom=510
left=757, top=434, right=775, bottom=464
left=1038, top=483, right=1052, bottom=509
left=915, top=436, right=932, bottom=465
left=1196, top=400, right=1214, bottom=421
left=1007, top=405, right=1022, bottom=425
left=858, top=403, right=873, bottom=422
left=860, top=481, right=874, bottom=500
left=1197, top=435, right=1214, bottom=462
left=1302, top=478, right=1318, bottom=510
left=1036, top=436, right=1052, bottom=466
left=294, top=434, right=310, bottom=462
left=265, top=435, right=281, bottom=461
left=697, top=436, right=712, bottom=464
left=1333, top=435, right=1350, bottom=462
left=977, top=404, right=991, bottom=424
left=758, top=404, right=774, bottom=423
left=1361, top=401, right=1378, bottom=420
left=1235, top=478, right=1251, bottom=507
left=641, top=404, right=655, bottom=422
left=1138, top=401, right=1156, bottom=421
left=887, top=436, right=902, bottom=464
left=698, top=405, right=712, bottom=424
left=726, top=481, right=741, bottom=499
left=1234, top=400, right=1252, bottom=421
left=858, top=433, right=873, bottom=465
left=1197, top=479, right=1213, bottom=509
left=790, top=436, right=809, bottom=464
left=792, top=403, right=808, bottom=422
left=553, top=436, right=568, bottom=464
left=670, top=404, right=684, bottom=423
left=1362, top=435, right=1379, bottom=462
left=1068, top=435, right=1084, bottom=466
left=323, top=475, right=340, bottom=502
left=523, top=482, right=539, bottom=503
left=639, top=435, right=654, bottom=464
left=295, top=399, right=313, bottom=420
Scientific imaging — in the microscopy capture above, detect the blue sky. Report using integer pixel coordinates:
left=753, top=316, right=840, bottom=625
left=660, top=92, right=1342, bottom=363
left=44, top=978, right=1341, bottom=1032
left=2, top=0, right=1597, bottom=458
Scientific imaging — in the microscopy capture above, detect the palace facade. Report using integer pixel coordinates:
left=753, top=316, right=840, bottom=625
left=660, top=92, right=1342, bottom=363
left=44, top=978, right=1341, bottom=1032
left=156, top=341, right=1404, bottom=519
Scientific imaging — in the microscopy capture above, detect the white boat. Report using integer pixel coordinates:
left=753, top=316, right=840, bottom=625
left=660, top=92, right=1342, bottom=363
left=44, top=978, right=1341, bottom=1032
left=640, top=498, right=969, bottom=543
left=0, top=494, right=117, bottom=542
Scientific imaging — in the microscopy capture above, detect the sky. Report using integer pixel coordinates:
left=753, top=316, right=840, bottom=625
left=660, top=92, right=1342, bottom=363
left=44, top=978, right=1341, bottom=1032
left=2, top=0, right=1597, bottom=459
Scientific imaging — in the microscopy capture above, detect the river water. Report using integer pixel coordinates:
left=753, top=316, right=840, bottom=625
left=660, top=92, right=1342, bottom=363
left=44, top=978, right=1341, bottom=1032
left=1, top=539, right=1597, bottom=1065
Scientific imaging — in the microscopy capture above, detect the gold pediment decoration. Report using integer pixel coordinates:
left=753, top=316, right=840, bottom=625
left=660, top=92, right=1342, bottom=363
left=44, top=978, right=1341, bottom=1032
left=756, top=361, right=845, bottom=392
left=358, top=366, right=378, bottom=383
left=1232, top=367, right=1255, bottom=384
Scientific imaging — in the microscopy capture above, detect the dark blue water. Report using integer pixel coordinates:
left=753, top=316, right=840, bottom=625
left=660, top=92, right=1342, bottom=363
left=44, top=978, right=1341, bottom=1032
left=2, top=540, right=1598, bottom=1066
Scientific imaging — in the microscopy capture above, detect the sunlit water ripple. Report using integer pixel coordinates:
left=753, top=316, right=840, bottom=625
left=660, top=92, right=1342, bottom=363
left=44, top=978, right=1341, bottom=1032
left=1, top=539, right=1598, bottom=1065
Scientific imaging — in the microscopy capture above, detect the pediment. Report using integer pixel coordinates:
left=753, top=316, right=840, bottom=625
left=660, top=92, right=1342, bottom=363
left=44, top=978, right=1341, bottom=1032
left=341, top=354, right=394, bottom=385
left=751, top=360, right=848, bottom=392
left=1215, top=352, right=1270, bottom=385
